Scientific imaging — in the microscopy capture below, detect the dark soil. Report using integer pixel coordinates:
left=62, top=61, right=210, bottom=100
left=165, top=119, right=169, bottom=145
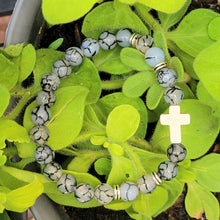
left=38, top=0, right=220, bottom=219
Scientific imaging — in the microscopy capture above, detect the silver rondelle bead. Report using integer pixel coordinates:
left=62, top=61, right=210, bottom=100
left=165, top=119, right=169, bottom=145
left=120, top=181, right=139, bottom=202
left=43, top=162, right=62, bottom=181
left=65, top=47, right=84, bottom=66
left=31, top=105, right=51, bottom=125
left=36, top=90, right=56, bottom=107
left=52, top=60, right=72, bottom=78
left=74, top=183, right=94, bottom=203
left=137, top=174, right=157, bottom=194
left=94, top=184, right=114, bottom=204
left=113, top=185, right=121, bottom=200
left=30, top=125, right=50, bottom=145
left=152, top=172, right=163, bottom=185
left=41, top=73, right=60, bottom=91
left=154, top=62, right=167, bottom=72
left=35, top=145, right=55, bottom=165
left=57, top=174, right=77, bottom=194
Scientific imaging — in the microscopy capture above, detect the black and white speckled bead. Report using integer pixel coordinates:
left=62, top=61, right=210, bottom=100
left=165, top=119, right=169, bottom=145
left=81, top=38, right=100, bottom=57
left=164, top=86, right=184, bottom=105
left=137, top=174, right=157, bottom=194
left=98, top=31, right=117, bottom=50
left=74, top=183, right=94, bottom=203
left=43, top=162, right=62, bottom=181
left=157, top=161, right=178, bottom=181
left=35, top=145, right=55, bottom=165
left=157, top=68, right=177, bottom=87
left=167, top=143, right=187, bottom=163
left=41, top=73, right=60, bottom=92
left=36, top=90, right=56, bottom=107
left=65, top=47, right=84, bottom=66
left=30, top=125, right=50, bottom=145
left=57, top=174, right=77, bottom=194
left=52, top=60, right=72, bottom=78
left=31, top=105, right=51, bottom=125
left=120, top=181, right=139, bottom=202
left=94, top=183, right=114, bottom=204
left=116, top=28, right=133, bottom=47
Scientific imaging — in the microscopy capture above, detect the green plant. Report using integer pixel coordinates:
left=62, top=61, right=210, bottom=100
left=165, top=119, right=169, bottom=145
left=0, top=0, right=220, bottom=219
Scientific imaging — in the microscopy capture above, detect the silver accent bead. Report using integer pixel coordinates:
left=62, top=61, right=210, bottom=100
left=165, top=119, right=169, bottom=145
left=36, top=90, right=56, bottom=107
left=94, top=184, right=114, bottom=204
left=152, top=172, right=163, bottom=185
left=31, top=105, right=51, bottom=125
left=74, top=183, right=94, bottom=203
left=57, top=174, right=77, bottom=194
left=154, top=61, right=167, bottom=72
left=35, top=145, right=55, bottom=165
left=113, top=185, right=121, bottom=200
left=43, top=162, right=62, bottom=181
left=30, top=125, right=49, bottom=145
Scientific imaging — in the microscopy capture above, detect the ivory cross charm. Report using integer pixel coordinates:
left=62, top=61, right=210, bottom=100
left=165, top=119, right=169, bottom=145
left=160, top=105, right=190, bottom=143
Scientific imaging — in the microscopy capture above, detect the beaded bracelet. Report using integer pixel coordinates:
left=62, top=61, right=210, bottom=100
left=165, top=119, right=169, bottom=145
left=29, top=28, right=190, bottom=204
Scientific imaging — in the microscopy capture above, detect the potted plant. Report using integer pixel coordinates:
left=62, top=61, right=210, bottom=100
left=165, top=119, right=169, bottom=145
left=1, top=0, right=220, bottom=219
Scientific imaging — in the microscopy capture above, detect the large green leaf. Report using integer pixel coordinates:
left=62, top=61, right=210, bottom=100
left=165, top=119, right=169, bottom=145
left=47, top=86, right=88, bottom=150
left=185, top=181, right=219, bottom=220
left=151, top=99, right=219, bottom=159
left=0, top=119, right=30, bottom=149
left=0, top=85, right=10, bottom=118
left=208, top=17, right=220, bottom=41
left=42, top=0, right=100, bottom=25
left=167, top=9, right=219, bottom=57
left=0, top=150, right=6, bottom=167
left=190, top=153, right=220, bottom=192
left=82, top=1, right=148, bottom=39
left=94, top=92, right=148, bottom=138
left=106, top=105, right=140, bottom=142
left=0, top=54, right=19, bottom=90
left=194, top=41, right=220, bottom=102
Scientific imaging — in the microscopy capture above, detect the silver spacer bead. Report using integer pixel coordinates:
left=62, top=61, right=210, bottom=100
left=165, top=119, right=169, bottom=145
left=154, top=62, right=167, bottom=72
left=113, top=185, right=121, bottom=200
left=129, top=33, right=139, bottom=47
left=152, top=172, right=163, bottom=185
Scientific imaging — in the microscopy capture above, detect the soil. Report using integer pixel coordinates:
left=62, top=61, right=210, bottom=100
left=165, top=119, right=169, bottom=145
left=38, top=0, right=220, bottom=219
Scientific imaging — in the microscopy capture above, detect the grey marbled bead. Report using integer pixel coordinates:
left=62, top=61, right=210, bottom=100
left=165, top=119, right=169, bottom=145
left=137, top=175, right=156, bottom=194
left=57, top=174, right=77, bottom=194
left=43, top=162, right=62, bottom=181
left=36, top=90, right=56, bottom=107
left=65, top=47, right=84, bottom=66
left=120, top=181, right=139, bottom=202
left=52, top=60, right=72, bottom=78
left=94, top=184, right=114, bottom=204
left=74, top=183, right=94, bottom=203
left=145, top=47, right=165, bottom=67
left=164, top=86, right=184, bottom=105
left=30, top=125, right=49, bottom=145
left=41, top=73, right=60, bottom=92
left=135, top=35, right=154, bottom=54
left=158, top=161, right=178, bottom=181
left=81, top=38, right=100, bottom=57
left=31, top=105, right=51, bottom=125
left=157, top=68, right=177, bottom=87
left=98, top=31, right=117, bottom=50
left=116, top=28, right=133, bottom=47
left=35, top=145, right=55, bottom=165
left=167, top=143, right=187, bottom=163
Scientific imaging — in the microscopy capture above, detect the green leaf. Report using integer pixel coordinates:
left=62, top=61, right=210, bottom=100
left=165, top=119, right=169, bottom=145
left=167, top=9, right=219, bottom=57
left=90, top=135, right=107, bottom=145
left=170, top=56, right=184, bottom=81
left=4, top=177, right=43, bottom=212
left=190, top=153, right=220, bottom=192
left=47, top=86, right=89, bottom=150
left=194, top=41, right=220, bottom=102
left=0, top=85, right=10, bottom=117
left=0, top=119, right=30, bottom=149
left=208, top=17, right=220, bottom=41
left=0, top=211, right=11, bottom=219
left=185, top=181, right=219, bottom=220
left=3, top=43, right=25, bottom=58
left=0, top=150, right=7, bottom=167
left=0, top=54, right=19, bottom=90
left=48, top=38, right=64, bottom=50
left=146, top=84, right=165, bottom=110
left=93, top=47, right=132, bottom=75
left=60, top=58, right=101, bottom=104
left=120, top=48, right=151, bottom=72
left=95, top=92, right=148, bottom=138
left=158, top=0, right=191, bottom=31
left=197, top=82, right=220, bottom=118
left=151, top=99, right=219, bottom=159
left=133, top=0, right=187, bottom=14
left=16, top=141, right=36, bottom=159
left=106, top=105, right=140, bottom=142
left=94, top=158, right=111, bottom=176
left=123, top=72, right=156, bottom=97
left=42, top=0, right=99, bottom=25
left=82, top=1, right=148, bottom=39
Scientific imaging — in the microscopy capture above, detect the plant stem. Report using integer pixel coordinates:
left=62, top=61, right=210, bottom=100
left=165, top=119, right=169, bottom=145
left=4, top=91, right=31, bottom=120
left=101, top=79, right=125, bottom=90
left=135, top=4, right=163, bottom=32
left=128, top=136, right=153, bottom=151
